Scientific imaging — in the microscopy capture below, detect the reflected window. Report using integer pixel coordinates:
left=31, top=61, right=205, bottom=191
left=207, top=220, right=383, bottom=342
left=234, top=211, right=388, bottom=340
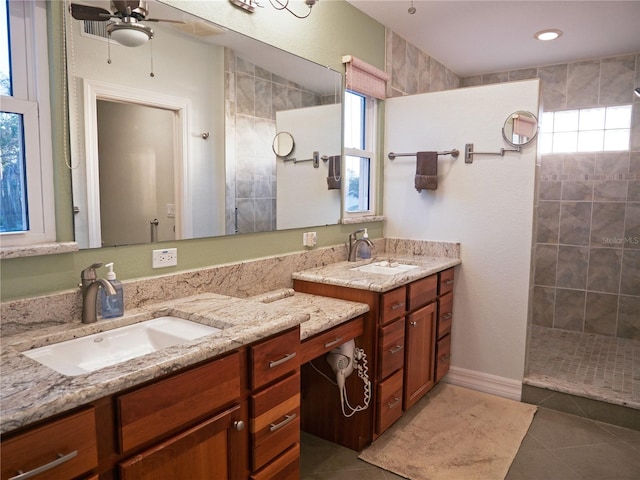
left=540, top=105, right=632, bottom=154
left=344, top=90, right=376, bottom=215
left=0, top=0, right=54, bottom=245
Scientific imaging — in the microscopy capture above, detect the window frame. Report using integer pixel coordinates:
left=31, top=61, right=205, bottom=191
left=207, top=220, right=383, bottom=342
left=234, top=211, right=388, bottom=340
left=343, top=90, right=377, bottom=219
left=1, top=0, right=55, bottom=247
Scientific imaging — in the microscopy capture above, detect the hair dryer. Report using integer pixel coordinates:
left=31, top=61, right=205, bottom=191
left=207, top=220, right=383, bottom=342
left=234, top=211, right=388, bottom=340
left=327, top=340, right=355, bottom=390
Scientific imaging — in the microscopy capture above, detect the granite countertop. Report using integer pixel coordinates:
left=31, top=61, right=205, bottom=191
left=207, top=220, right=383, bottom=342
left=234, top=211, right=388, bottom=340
left=0, top=291, right=368, bottom=435
left=292, top=254, right=461, bottom=292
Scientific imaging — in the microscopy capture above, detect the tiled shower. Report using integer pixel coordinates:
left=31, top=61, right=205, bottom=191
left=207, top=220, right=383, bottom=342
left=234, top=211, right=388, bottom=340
left=463, top=53, right=640, bottom=412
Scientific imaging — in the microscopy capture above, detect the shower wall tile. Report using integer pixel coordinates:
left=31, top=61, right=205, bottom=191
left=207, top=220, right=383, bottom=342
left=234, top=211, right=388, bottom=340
left=509, top=68, right=538, bottom=81
left=538, top=64, right=568, bottom=110
left=536, top=202, right=560, bottom=243
left=482, top=71, right=509, bottom=85
left=617, top=295, right=640, bottom=340
left=591, top=202, right=626, bottom=247
left=430, top=59, right=449, bottom=92
left=390, top=31, right=406, bottom=94
left=462, top=76, right=482, bottom=88
left=563, top=153, right=596, bottom=176
left=585, top=292, right=618, bottom=336
left=540, top=154, right=563, bottom=177
left=588, top=248, right=623, bottom=293
left=632, top=103, right=640, bottom=151
left=236, top=73, right=255, bottom=116
left=539, top=181, right=562, bottom=200
left=600, top=55, right=636, bottom=106
left=620, top=249, right=640, bottom=295
left=593, top=181, right=628, bottom=202
left=629, top=180, right=640, bottom=202
left=595, top=152, right=630, bottom=176
left=255, top=78, right=272, bottom=119
left=561, top=181, right=593, bottom=201
left=625, top=204, right=640, bottom=251
left=532, top=286, right=555, bottom=327
left=417, top=50, right=431, bottom=93
left=556, top=245, right=589, bottom=289
left=405, top=42, right=419, bottom=94
left=567, top=60, right=600, bottom=108
left=534, top=244, right=558, bottom=286
left=554, top=288, right=585, bottom=331
left=559, top=202, right=592, bottom=245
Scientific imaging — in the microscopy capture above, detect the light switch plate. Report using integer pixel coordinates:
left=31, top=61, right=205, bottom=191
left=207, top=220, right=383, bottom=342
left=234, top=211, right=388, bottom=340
left=152, top=248, right=177, bottom=268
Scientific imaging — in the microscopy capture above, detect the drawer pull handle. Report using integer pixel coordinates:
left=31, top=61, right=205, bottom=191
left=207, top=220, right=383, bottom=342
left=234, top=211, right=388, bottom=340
left=270, top=413, right=297, bottom=432
left=10, top=451, right=78, bottom=480
left=445, top=279, right=454, bottom=285
left=439, top=354, right=451, bottom=362
left=442, top=313, right=452, bottom=320
left=387, top=397, right=401, bottom=409
left=269, top=352, right=297, bottom=368
left=390, top=302, right=405, bottom=311
left=410, top=321, right=417, bottom=327
left=324, top=337, right=343, bottom=349
left=389, top=344, right=403, bottom=354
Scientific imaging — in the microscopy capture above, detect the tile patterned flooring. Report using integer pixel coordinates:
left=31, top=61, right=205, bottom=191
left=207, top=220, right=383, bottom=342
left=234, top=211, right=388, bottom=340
left=301, top=408, right=640, bottom=480
left=525, top=326, right=640, bottom=409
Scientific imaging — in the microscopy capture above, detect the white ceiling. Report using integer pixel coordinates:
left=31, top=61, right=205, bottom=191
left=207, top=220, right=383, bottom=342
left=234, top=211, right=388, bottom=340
left=345, top=1, right=640, bottom=77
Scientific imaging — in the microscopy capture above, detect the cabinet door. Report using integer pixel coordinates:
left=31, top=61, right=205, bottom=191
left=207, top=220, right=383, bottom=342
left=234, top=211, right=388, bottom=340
left=403, top=303, right=436, bottom=411
left=119, top=404, right=240, bottom=480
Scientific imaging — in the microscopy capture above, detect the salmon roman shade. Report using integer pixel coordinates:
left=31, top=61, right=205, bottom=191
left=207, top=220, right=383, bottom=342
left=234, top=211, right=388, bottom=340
left=342, top=55, right=390, bottom=100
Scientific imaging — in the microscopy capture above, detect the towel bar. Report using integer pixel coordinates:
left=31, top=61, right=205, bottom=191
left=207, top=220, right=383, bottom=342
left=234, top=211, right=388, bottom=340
left=388, top=149, right=459, bottom=160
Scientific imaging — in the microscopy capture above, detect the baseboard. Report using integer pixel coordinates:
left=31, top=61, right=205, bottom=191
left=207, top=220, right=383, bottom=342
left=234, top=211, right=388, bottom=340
left=443, top=366, right=522, bottom=401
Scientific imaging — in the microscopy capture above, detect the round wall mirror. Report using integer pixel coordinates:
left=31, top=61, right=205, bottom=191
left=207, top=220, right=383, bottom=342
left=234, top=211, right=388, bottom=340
left=502, top=111, right=539, bottom=147
left=272, top=131, right=295, bottom=157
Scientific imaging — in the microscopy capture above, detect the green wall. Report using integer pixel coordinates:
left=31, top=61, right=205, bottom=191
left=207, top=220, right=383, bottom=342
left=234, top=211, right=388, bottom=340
left=0, top=0, right=385, bottom=301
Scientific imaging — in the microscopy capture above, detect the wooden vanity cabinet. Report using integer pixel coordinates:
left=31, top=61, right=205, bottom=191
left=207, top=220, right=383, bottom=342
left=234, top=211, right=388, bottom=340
left=1, top=407, right=98, bottom=480
left=295, top=266, right=455, bottom=448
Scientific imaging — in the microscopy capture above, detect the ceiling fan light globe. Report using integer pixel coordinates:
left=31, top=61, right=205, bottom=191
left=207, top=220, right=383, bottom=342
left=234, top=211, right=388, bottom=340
left=107, top=23, right=153, bottom=47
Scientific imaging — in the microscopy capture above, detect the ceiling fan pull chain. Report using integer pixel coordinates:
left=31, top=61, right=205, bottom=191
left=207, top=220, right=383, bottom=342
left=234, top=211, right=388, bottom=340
left=149, top=39, right=155, bottom=78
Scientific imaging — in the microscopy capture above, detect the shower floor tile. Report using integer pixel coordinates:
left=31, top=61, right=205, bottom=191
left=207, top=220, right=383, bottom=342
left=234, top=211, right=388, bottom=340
left=525, top=326, right=640, bottom=410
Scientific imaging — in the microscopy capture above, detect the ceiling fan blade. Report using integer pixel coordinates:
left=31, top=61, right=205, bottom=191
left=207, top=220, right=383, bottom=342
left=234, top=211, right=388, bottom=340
left=112, top=0, right=142, bottom=14
left=70, top=3, right=112, bottom=22
left=144, top=18, right=186, bottom=24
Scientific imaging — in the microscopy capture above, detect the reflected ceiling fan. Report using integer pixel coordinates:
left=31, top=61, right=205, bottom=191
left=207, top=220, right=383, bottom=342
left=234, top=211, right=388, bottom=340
left=70, top=1, right=182, bottom=47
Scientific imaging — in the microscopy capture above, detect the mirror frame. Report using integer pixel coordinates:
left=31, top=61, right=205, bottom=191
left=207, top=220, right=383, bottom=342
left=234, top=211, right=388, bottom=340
left=502, top=110, right=539, bottom=147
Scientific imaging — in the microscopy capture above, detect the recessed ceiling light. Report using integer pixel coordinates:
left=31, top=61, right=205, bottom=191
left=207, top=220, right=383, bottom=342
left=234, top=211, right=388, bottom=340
left=534, top=29, right=563, bottom=41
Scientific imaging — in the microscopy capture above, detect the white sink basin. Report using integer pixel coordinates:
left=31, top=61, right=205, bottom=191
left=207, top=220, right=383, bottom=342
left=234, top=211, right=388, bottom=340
left=351, top=261, right=419, bottom=276
left=22, top=317, right=221, bottom=376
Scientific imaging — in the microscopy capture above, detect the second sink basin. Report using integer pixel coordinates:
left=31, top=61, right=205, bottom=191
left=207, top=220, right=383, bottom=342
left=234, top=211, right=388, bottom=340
left=22, top=316, right=221, bottom=376
left=351, top=261, right=419, bottom=276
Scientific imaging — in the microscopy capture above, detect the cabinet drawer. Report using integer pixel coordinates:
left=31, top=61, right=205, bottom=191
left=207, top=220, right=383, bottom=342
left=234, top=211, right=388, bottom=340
left=251, top=372, right=300, bottom=471
left=437, top=291, right=453, bottom=339
left=378, top=318, right=405, bottom=380
left=376, top=369, right=404, bottom=435
left=300, top=316, right=364, bottom=364
left=250, top=444, right=300, bottom=480
left=436, top=335, right=451, bottom=382
left=380, top=287, right=407, bottom=324
left=407, top=274, right=438, bottom=311
left=250, top=327, right=300, bottom=390
left=439, top=268, right=455, bottom=295
left=117, top=352, right=241, bottom=453
left=1, top=408, right=97, bottom=480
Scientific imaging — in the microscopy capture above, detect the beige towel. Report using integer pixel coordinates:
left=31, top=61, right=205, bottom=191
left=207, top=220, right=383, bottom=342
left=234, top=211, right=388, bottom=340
left=327, top=155, right=341, bottom=190
left=415, top=151, right=438, bottom=191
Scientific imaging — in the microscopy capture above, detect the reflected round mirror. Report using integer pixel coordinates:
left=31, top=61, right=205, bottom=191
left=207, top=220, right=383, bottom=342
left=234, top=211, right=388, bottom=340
left=272, top=132, right=295, bottom=157
left=502, top=111, right=539, bottom=147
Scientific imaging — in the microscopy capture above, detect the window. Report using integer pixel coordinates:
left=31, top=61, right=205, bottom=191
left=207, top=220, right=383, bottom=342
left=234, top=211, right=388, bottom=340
left=0, top=0, right=54, bottom=246
left=344, top=90, right=376, bottom=215
left=539, top=105, right=632, bottom=154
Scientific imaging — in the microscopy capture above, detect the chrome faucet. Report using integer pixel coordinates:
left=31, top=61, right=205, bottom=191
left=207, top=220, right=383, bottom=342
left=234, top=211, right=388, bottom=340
left=80, top=263, right=116, bottom=324
left=347, top=228, right=374, bottom=262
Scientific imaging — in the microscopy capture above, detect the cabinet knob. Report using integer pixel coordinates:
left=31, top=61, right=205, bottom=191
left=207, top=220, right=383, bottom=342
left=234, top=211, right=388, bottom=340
left=234, top=420, right=245, bottom=431
left=410, top=321, right=417, bottom=327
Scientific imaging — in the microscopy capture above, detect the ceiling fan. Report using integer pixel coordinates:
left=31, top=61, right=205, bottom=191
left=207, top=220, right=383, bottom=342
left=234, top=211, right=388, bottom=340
left=70, top=1, right=182, bottom=47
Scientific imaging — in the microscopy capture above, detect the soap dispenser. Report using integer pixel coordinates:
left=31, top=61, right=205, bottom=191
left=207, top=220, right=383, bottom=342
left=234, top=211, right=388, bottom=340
left=100, top=262, right=124, bottom=318
left=358, top=228, right=372, bottom=260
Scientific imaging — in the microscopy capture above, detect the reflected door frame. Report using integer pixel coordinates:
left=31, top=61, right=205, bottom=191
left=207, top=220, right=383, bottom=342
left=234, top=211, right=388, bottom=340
left=79, top=79, right=191, bottom=248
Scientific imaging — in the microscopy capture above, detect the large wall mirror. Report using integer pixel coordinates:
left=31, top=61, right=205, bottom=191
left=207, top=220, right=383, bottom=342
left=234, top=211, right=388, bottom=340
left=66, top=0, right=343, bottom=249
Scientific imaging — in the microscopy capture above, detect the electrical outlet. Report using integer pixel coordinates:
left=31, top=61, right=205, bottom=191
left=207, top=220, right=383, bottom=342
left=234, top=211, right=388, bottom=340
left=152, top=248, right=177, bottom=268
left=303, top=231, right=317, bottom=247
